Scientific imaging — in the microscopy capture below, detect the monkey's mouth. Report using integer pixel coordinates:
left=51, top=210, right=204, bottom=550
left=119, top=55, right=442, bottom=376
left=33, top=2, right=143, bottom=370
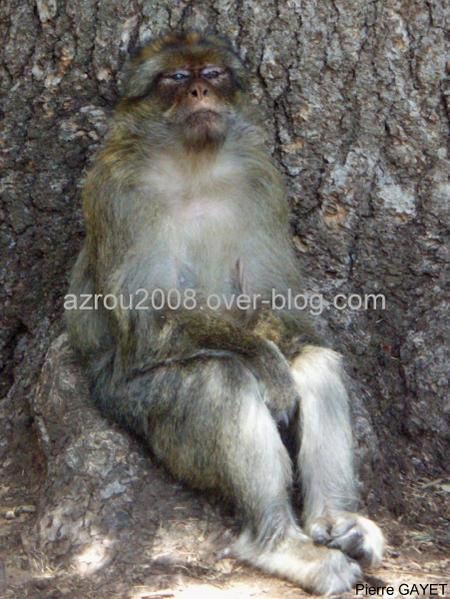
left=182, top=110, right=226, bottom=149
left=186, top=109, right=221, bottom=124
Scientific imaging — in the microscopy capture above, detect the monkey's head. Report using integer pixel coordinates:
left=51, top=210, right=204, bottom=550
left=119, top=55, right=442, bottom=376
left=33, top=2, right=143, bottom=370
left=119, top=32, right=249, bottom=150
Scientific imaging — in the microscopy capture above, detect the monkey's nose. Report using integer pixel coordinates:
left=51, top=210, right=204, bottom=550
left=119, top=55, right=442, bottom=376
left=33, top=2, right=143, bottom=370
left=189, top=84, right=208, bottom=98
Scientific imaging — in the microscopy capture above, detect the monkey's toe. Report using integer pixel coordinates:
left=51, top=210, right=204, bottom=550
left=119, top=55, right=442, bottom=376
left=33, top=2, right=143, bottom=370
left=315, top=549, right=362, bottom=595
left=244, top=533, right=362, bottom=595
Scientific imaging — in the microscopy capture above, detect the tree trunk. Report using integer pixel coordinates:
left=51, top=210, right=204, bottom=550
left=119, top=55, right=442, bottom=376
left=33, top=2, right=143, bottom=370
left=1, top=1, right=448, bottom=596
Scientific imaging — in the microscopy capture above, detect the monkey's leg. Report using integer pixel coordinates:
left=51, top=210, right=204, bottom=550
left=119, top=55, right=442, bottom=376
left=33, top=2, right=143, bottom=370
left=291, top=346, right=385, bottom=567
left=109, top=357, right=361, bottom=594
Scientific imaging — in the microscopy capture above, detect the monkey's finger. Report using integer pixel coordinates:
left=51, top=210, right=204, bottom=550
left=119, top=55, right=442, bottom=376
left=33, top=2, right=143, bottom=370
left=328, top=527, right=365, bottom=560
left=330, top=515, right=358, bottom=537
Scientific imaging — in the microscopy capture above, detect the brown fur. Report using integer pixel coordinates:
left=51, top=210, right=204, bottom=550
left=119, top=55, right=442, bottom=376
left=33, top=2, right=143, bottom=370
left=66, top=32, right=384, bottom=594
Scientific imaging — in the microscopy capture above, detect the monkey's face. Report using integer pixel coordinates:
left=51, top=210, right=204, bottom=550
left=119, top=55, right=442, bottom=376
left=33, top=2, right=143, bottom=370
left=121, top=33, right=248, bottom=151
left=156, top=64, right=237, bottom=149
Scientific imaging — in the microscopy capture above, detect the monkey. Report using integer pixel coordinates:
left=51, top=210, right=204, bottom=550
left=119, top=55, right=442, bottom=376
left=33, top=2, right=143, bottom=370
left=65, top=31, right=384, bottom=594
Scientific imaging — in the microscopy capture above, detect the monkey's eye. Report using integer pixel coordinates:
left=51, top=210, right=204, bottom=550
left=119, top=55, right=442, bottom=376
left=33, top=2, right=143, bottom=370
left=169, top=71, right=190, bottom=82
left=201, top=67, right=224, bottom=80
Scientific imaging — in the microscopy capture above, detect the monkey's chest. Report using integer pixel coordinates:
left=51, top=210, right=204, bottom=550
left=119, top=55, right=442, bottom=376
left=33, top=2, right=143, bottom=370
left=168, top=199, right=244, bottom=294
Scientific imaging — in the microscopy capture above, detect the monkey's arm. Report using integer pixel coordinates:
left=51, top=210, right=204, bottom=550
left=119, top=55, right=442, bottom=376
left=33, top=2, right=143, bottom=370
left=120, top=307, right=299, bottom=413
left=239, top=235, right=324, bottom=361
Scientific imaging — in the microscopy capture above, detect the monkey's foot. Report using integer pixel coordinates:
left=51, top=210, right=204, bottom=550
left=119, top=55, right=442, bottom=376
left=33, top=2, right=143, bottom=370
left=307, top=513, right=384, bottom=567
left=234, top=528, right=361, bottom=595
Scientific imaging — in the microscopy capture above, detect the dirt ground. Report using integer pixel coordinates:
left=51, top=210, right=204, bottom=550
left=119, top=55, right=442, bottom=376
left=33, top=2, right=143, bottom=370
left=0, top=419, right=448, bottom=599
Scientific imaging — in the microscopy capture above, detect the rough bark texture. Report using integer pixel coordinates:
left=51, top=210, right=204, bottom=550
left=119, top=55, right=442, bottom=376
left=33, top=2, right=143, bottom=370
left=0, top=1, right=448, bottom=597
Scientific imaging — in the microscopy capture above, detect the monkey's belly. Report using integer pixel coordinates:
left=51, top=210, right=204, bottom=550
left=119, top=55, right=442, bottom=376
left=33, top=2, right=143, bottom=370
left=170, top=230, right=242, bottom=292
left=176, top=254, right=243, bottom=299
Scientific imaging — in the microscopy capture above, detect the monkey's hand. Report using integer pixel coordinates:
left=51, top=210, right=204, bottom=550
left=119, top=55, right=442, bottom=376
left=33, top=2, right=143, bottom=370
left=306, top=512, right=385, bottom=568
left=160, top=309, right=300, bottom=420
left=250, top=307, right=322, bottom=361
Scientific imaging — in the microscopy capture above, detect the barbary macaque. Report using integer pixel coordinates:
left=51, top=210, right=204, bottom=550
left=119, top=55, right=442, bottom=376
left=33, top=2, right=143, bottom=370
left=66, top=31, right=384, bottom=594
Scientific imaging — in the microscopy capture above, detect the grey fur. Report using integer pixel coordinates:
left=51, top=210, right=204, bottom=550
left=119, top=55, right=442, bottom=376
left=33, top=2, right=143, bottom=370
left=66, top=33, right=384, bottom=594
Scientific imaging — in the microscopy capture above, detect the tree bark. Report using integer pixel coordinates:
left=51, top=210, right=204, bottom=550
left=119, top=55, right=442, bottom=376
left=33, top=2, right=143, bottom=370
left=28, top=334, right=231, bottom=578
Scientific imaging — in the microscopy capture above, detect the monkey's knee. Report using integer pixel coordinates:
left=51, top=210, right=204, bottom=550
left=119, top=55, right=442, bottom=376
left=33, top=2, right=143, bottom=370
left=290, top=345, right=345, bottom=392
left=147, top=358, right=294, bottom=529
